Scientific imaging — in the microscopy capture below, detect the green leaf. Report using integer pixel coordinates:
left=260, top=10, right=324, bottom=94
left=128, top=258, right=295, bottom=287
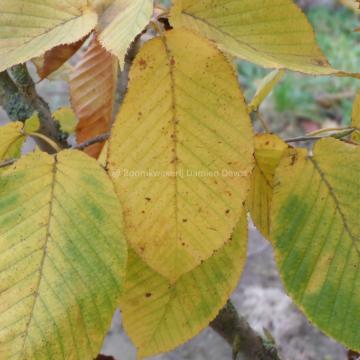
left=171, top=0, right=360, bottom=77
left=23, top=113, right=41, bottom=134
left=120, top=211, right=248, bottom=358
left=271, top=138, right=360, bottom=351
left=108, top=28, right=254, bottom=281
left=0, top=150, right=127, bottom=359
left=53, top=108, right=78, bottom=134
left=0, top=122, right=26, bottom=161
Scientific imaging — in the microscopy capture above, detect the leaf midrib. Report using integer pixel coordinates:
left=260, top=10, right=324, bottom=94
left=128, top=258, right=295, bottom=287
left=19, top=156, right=61, bottom=358
left=160, top=36, right=180, bottom=275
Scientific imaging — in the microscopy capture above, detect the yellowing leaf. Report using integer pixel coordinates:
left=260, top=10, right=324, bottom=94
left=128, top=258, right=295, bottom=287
left=248, top=70, right=286, bottom=112
left=23, top=113, right=41, bottom=134
left=33, top=38, right=86, bottom=80
left=0, top=1, right=97, bottom=72
left=351, top=92, right=360, bottom=143
left=53, top=107, right=78, bottom=134
left=171, top=0, right=359, bottom=76
left=120, top=211, right=247, bottom=358
left=0, top=150, right=127, bottom=359
left=98, top=141, right=109, bottom=168
left=71, top=36, right=118, bottom=158
left=271, top=138, right=360, bottom=351
left=108, top=29, right=254, bottom=281
left=247, top=134, right=288, bottom=238
left=0, top=122, right=26, bottom=161
left=98, top=0, right=154, bottom=69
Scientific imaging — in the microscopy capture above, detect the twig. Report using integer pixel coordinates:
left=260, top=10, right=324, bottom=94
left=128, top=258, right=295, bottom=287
left=0, top=132, right=111, bottom=169
left=211, top=301, right=282, bottom=360
left=95, top=355, right=116, bottom=360
left=0, top=158, right=16, bottom=169
left=9, top=64, right=68, bottom=151
left=285, top=135, right=324, bottom=143
left=73, top=132, right=110, bottom=151
left=256, top=111, right=271, bottom=133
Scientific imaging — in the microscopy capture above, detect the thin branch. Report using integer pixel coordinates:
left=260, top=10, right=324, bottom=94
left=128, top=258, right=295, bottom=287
left=211, top=301, right=282, bottom=360
left=73, top=132, right=110, bottom=151
left=0, top=158, right=16, bottom=169
left=285, top=135, right=323, bottom=143
left=256, top=111, right=271, bottom=133
left=9, top=64, right=68, bottom=151
left=0, top=132, right=111, bottom=169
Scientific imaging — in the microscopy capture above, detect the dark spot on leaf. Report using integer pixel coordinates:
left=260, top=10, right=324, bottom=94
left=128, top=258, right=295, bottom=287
left=145, top=292, right=152, bottom=298
left=145, top=197, right=151, bottom=201
left=290, top=153, right=298, bottom=166
left=139, top=58, right=147, bottom=69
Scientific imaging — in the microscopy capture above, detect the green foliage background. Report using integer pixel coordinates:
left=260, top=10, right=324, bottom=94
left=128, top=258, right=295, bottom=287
left=239, top=5, right=360, bottom=126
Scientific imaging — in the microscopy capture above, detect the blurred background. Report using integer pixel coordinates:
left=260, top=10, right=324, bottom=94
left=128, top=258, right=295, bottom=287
left=1, top=0, right=359, bottom=359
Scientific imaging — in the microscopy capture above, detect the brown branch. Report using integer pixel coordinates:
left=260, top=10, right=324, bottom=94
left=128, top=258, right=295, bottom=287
left=348, top=350, right=360, bottom=360
left=0, top=132, right=111, bottom=169
left=211, top=301, right=282, bottom=360
left=0, top=158, right=16, bottom=169
left=73, top=132, right=110, bottom=151
left=95, top=355, right=116, bottom=360
left=9, top=64, right=68, bottom=152
left=0, top=71, right=33, bottom=121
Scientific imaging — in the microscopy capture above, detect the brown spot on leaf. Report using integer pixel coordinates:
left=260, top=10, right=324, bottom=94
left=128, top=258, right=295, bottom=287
left=139, top=58, right=147, bottom=69
left=290, top=153, right=298, bottom=166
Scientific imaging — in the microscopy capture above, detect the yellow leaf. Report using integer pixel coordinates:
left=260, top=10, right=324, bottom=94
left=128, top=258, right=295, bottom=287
left=248, top=70, right=286, bottom=112
left=71, top=36, right=118, bottom=158
left=0, top=150, right=127, bottom=359
left=247, top=134, right=288, bottom=239
left=23, top=113, right=41, bottom=134
left=120, top=211, right=247, bottom=358
left=98, top=0, right=154, bottom=69
left=108, top=29, right=254, bottom=281
left=98, top=141, right=109, bottom=168
left=53, top=107, right=78, bottom=134
left=171, top=0, right=359, bottom=76
left=0, top=1, right=98, bottom=72
left=0, top=122, right=26, bottom=161
left=351, top=92, right=360, bottom=143
left=271, top=138, right=360, bottom=351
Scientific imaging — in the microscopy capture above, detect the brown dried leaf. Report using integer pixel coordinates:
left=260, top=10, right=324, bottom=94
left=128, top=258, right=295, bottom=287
left=70, top=36, right=118, bottom=158
left=34, top=37, right=87, bottom=80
